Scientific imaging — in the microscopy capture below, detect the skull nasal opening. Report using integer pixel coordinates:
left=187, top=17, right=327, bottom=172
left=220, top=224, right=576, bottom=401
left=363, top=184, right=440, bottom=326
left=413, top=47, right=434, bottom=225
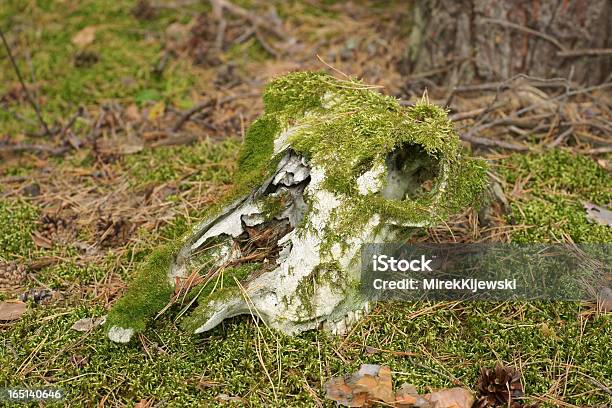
left=381, top=143, right=440, bottom=201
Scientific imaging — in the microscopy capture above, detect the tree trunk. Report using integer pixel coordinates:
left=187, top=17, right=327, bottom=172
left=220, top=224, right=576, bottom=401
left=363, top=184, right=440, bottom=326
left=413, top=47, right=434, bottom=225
left=404, top=0, right=611, bottom=87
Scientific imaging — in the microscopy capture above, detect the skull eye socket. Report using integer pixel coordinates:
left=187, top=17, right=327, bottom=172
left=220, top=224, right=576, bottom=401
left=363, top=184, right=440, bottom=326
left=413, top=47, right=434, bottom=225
left=381, top=143, right=440, bottom=201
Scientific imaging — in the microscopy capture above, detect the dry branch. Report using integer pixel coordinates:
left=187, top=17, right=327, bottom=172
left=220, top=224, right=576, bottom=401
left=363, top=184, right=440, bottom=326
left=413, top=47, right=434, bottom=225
left=0, top=29, right=51, bottom=136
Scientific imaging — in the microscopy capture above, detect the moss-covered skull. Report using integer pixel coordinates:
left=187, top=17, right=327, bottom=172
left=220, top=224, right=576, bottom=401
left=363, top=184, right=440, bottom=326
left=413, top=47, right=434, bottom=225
left=107, top=72, right=487, bottom=343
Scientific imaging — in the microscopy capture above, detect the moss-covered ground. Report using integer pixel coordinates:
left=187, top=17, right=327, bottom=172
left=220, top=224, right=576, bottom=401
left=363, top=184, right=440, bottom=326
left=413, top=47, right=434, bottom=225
left=1, top=1, right=610, bottom=407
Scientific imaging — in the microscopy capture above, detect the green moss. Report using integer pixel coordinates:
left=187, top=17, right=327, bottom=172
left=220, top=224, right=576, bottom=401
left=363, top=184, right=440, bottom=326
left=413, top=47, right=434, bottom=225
left=262, top=72, right=487, bottom=250
left=260, top=192, right=288, bottom=221
left=262, top=71, right=327, bottom=116
left=0, top=199, right=38, bottom=260
left=0, top=0, right=212, bottom=136
left=235, top=116, right=281, bottom=187
left=106, top=242, right=177, bottom=334
left=499, top=150, right=611, bottom=243
left=181, top=263, right=261, bottom=333
left=2, top=299, right=610, bottom=406
left=124, top=138, right=238, bottom=187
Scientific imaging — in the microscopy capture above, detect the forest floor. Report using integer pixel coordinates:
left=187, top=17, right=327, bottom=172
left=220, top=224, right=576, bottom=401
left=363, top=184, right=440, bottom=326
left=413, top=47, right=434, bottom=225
left=0, top=1, right=610, bottom=407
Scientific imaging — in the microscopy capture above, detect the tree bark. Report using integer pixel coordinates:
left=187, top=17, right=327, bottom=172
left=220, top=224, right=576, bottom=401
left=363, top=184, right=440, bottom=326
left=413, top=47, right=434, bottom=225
left=403, top=0, right=611, bottom=87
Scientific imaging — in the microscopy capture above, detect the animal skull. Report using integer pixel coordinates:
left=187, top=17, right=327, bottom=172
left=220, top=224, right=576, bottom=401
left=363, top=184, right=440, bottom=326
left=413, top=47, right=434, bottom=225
left=107, top=72, right=486, bottom=343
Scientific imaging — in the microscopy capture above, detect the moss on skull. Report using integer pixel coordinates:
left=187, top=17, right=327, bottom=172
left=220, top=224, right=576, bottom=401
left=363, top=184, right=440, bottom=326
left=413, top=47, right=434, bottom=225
left=262, top=71, right=327, bottom=117
left=262, top=71, right=487, bottom=251
left=106, top=241, right=178, bottom=334
left=236, top=115, right=281, bottom=188
left=294, top=261, right=348, bottom=317
left=260, top=191, right=288, bottom=221
left=107, top=71, right=487, bottom=339
left=180, top=263, right=262, bottom=333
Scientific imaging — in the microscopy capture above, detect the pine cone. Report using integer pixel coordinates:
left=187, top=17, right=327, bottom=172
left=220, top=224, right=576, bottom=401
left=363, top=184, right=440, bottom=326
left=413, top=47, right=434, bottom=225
left=37, top=213, right=76, bottom=244
left=20, top=288, right=54, bottom=304
left=475, top=365, right=526, bottom=407
left=0, top=261, right=27, bottom=292
left=96, top=216, right=133, bottom=248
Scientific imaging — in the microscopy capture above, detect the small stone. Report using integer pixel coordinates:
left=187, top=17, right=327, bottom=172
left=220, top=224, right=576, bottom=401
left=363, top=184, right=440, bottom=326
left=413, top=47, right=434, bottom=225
left=22, top=183, right=41, bottom=197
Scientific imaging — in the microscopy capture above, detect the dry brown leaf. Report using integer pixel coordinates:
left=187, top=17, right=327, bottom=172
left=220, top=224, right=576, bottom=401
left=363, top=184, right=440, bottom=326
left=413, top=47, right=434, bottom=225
left=424, top=387, right=475, bottom=408
left=0, top=301, right=27, bottom=321
left=31, top=232, right=53, bottom=249
left=325, top=364, right=395, bottom=407
left=125, top=104, right=141, bottom=122
left=134, top=398, right=153, bottom=408
left=72, top=26, right=97, bottom=47
left=395, top=383, right=421, bottom=407
left=71, top=316, right=107, bottom=332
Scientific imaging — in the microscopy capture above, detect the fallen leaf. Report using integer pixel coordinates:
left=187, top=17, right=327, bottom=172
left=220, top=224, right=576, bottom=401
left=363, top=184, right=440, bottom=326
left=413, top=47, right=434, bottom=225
left=583, top=201, right=612, bottom=226
left=72, top=26, right=97, bottom=47
left=395, top=383, right=420, bottom=407
left=0, top=301, right=27, bottom=321
left=134, top=398, right=153, bottom=408
left=125, top=104, right=141, bottom=122
left=596, top=159, right=610, bottom=171
left=325, top=364, right=395, bottom=407
left=71, top=316, right=107, bottom=332
left=147, top=100, right=165, bottom=121
left=424, top=387, right=474, bottom=408
left=31, top=232, right=53, bottom=249
left=215, top=393, right=246, bottom=403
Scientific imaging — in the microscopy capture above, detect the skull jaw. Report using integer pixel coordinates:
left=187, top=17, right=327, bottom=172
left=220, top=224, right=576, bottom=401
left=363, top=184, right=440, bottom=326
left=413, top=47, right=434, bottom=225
left=186, top=275, right=371, bottom=336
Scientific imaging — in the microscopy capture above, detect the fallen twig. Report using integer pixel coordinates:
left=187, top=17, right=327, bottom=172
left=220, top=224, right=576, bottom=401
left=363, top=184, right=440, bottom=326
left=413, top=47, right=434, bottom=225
left=583, top=146, right=612, bottom=155
left=0, top=143, right=69, bottom=156
left=210, top=0, right=286, bottom=39
left=460, top=133, right=531, bottom=151
left=481, top=18, right=565, bottom=51
left=254, top=30, right=280, bottom=58
left=557, top=48, right=612, bottom=58
left=171, top=101, right=213, bottom=132
left=0, top=29, right=51, bottom=136
left=150, top=133, right=200, bottom=147
left=60, top=106, right=84, bottom=137
left=171, top=92, right=258, bottom=132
